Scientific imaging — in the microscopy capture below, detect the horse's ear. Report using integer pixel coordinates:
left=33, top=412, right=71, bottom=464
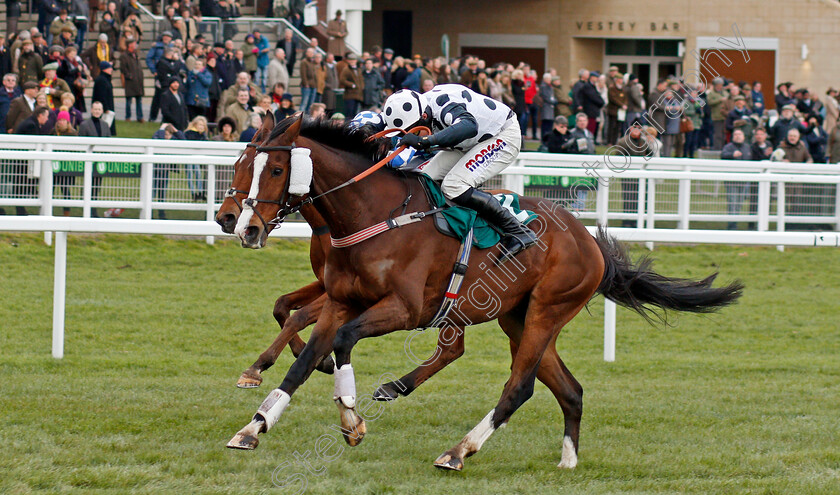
left=255, top=111, right=274, bottom=142
left=283, top=115, right=303, bottom=143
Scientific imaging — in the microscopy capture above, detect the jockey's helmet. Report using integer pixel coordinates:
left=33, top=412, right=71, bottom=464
left=382, top=89, right=427, bottom=131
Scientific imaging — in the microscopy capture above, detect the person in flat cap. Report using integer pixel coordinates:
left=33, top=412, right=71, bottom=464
left=93, top=57, right=116, bottom=134
left=5, top=81, right=41, bottom=136
left=39, top=61, right=70, bottom=110
left=726, top=93, right=753, bottom=141
left=542, top=115, right=571, bottom=153
left=17, top=37, right=44, bottom=84
left=770, top=102, right=806, bottom=145
left=327, top=9, right=348, bottom=57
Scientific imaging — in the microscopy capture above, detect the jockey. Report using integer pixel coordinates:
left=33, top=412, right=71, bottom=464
left=380, top=86, right=537, bottom=260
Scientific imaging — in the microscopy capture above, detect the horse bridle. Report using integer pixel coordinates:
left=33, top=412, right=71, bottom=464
left=225, top=141, right=306, bottom=233
left=229, top=126, right=433, bottom=231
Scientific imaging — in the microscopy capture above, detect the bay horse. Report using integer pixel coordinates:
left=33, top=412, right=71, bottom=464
left=216, top=112, right=468, bottom=397
left=226, top=116, right=743, bottom=471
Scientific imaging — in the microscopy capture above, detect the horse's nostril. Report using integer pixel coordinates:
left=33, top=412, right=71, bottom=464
left=217, top=213, right=236, bottom=233
left=245, top=225, right=260, bottom=243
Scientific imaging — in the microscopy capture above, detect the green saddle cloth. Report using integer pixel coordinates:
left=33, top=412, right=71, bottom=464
left=419, top=174, right=539, bottom=249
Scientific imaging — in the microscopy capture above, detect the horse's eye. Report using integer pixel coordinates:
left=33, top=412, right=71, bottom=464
left=271, top=167, right=284, bottom=177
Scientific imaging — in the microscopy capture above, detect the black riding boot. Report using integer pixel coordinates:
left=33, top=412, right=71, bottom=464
left=453, top=187, right=537, bottom=263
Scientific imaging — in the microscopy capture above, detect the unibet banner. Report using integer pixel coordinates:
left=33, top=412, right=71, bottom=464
left=52, top=160, right=142, bottom=177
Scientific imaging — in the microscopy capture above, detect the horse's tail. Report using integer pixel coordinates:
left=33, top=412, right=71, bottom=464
left=594, top=227, right=744, bottom=323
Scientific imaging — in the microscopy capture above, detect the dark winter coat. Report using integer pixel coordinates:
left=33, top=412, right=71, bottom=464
left=120, top=49, right=145, bottom=97
left=92, top=72, right=114, bottom=111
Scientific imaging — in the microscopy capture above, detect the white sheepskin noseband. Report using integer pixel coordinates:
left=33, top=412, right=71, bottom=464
left=289, top=147, right=313, bottom=195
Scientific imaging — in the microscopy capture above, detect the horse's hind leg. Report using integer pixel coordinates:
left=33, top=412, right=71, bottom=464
left=434, top=293, right=590, bottom=471
left=372, top=325, right=465, bottom=401
left=497, top=313, right=583, bottom=468
left=538, top=348, right=583, bottom=468
left=237, top=291, right=332, bottom=388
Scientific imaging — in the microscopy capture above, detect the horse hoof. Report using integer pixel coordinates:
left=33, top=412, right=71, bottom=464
left=372, top=382, right=400, bottom=402
left=336, top=402, right=367, bottom=447
left=340, top=417, right=366, bottom=447
left=226, top=432, right=259, bottom=450
left=315, top=354, right=335, bottom=375
left=236, top=369, right=263, bottom=388
left=433, top=453, right=463, bottom=471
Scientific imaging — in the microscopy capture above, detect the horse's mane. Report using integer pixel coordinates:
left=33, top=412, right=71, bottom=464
left=270, top=116, right=390, bottom=163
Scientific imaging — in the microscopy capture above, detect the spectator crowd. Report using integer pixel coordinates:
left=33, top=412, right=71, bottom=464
left=1, top=1, right=838, bottom=222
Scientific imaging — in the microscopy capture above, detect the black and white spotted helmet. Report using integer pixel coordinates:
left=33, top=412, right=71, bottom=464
left=382, top=89, right=427, bottom=130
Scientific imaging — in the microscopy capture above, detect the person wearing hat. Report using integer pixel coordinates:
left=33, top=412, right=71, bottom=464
left=5, top=81, right=39, bottom=134
left=273, top=92, right=296, bottom=121
left=39, top=61, right=70, bottom=110
left=161, top=76, right=188, bottom=131
left=213, top=116, right=239, bottom=142
left=30, top=30, right=50, bottom=62
left=93, top=60, right=115, bottom=134
left=146, top=31, right=174, bottom=76
left=327, top=9, right=348, bottom=57
left=98, top=11, right=119, bottom=53
left=9, top=31, right=32, bottom=72
left=606, top=72, right=627, bottom=145
left=82, top=32, right=111, bottom=79
left=49, top=8, right=77, bottom=41
left=17, top=39, right=44, bottom=85
left=120, top=36, right=145, bottom=122
left=340, top=52, right=364, bottom=117
left=543, top=115, right=572, bottom=153
left=150, top=46, right=183, bottom=121
left=704, top=77, right=728, bottom=149
left=119, top=12, right=143, bottom=51
left=775, top=81, right=795, bottom=110
left=51, top=107, right=78, bottom=215
left=725, top=94, right=754, bottom=142
left=240, top=33, right=258, bottom=79
left=578, top=71, right=604, bottom=136
left=770, top=104, right=806, bottom=146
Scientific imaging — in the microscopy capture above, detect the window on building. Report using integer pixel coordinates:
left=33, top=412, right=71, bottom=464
left=605, top=39, right=652, bottom=56
left=653, top=40, right=680, bottom=57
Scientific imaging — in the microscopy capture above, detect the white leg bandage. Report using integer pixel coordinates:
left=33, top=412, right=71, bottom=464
left=333, top=364, right=356, bottom=409
left=254, top=388, right=291, bottom=432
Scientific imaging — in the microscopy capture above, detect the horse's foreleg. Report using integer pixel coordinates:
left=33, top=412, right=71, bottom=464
left=372, top=325, right=465, bottom=401
left=237, top=293, right=330, bottom=388
left=271, top=280, right=325, bottom=327
left=331, top=295, right=415, bottom=446
left=227, top=299, right=351, bottom=451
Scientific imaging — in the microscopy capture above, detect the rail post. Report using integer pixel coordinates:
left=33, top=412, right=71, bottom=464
left=604, top=299, right=616, bottom=362
left=52, top=231, right=67, bottom=359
